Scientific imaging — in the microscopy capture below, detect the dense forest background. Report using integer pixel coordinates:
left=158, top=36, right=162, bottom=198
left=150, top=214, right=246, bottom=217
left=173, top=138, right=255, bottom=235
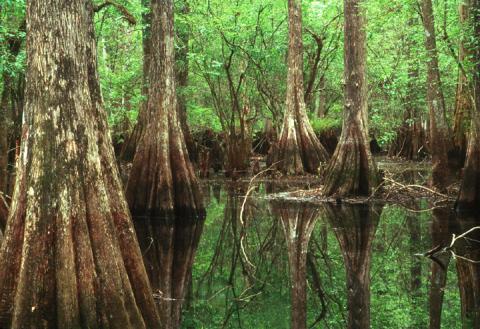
left=0, top=0, right=469, bottom=152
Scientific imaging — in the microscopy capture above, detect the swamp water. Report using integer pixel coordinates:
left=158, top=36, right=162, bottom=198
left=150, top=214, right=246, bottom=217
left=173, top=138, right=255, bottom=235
left=135, top=181, right=480, bottom=329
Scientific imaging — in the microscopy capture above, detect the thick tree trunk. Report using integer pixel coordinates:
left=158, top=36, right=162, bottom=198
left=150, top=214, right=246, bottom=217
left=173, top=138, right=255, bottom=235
left=275, top=0, right=329, bottom=175
left=120, top=0, right=152, bottom=162
left=125, top=0, right=204, bottom=219
left=134, top=217, right=204, bottom=329
left=272, top=201, right=318, bottom=329
left=452, top=0, right=472, bottom=160
left=325, top=204, right=382, bottom=329
left=0, top=1, right=161, bottom=328
left=323, top=0, right=378, bottom=197
left=457, top=0, right=480, bottom=213
left=421, top=0, right=452, bottom=191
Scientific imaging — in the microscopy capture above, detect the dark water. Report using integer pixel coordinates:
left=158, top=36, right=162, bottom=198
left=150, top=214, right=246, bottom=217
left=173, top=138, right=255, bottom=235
left=135, top=181, right=480, bottom=329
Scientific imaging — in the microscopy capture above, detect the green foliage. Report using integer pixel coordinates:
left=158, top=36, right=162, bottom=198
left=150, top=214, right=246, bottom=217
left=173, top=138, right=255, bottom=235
left=2, top=0, right=474, bottom=147
left=310, top=117, right=341, bottom=134
left=187, top=104, right=223, bottom=133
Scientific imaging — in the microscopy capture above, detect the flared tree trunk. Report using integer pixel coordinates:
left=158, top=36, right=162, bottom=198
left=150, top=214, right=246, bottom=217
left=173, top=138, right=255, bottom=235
left=272, top=201, right=318, bottom=329
left=453, top=0, right=472, bottom=160
left=323, top=0, right=379, bottom=197
left=120, top=0, right=152, bottom=162
left=134, top=217, right=204, bottom=329
left=275, top=0, right=329, bottom=175
left=421, top=0, right=452, bottom=191
left=0, top=1, right=161, bottom=328
left=125, top=0, right=203, bottom=219
left=325, top=204, right=382, bottom=329
left=457, top=0, right=480, bottom=213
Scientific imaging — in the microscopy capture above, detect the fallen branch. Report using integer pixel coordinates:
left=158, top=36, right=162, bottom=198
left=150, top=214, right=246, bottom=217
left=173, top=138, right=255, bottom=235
left=238, top=162, right=281, bottom=271
left=416, top=226, right=480, bottom=264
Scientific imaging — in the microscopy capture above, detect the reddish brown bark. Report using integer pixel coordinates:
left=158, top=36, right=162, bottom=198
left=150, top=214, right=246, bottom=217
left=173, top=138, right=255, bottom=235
left=453, top=0, right=472, bottom=159
left=457, top=0, right=480, bottom=213
left=323, top=0, right=378, bottom=197
left=120, top=0, right=152, bottom=162
left=325, top=204, right=382, bottom=329
left=176, top=0, right=197, bottom=163
left=125, top=0, right=203, bottom=219
left=0, top=1, right=161, bottom=328
left=421, top=0, right=452, bottom=191
left=272, top=201, right=318, bottom=329
left=275, top=0, right=329, bottom=175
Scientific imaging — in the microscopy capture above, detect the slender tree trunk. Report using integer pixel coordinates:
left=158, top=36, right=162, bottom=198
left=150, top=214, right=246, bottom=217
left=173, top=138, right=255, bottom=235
left=176, top=0, right=196, bottom=163
left=325, top=204, right=382, bottom=329
left=0, top=78, right=10, bottom=228
left=275, top=0, right=329, bottom=175
left=125, top=0, right=203, bottom=219
left=0, top=24, right=24, bottom=226
left=120, top=0, right=152, bottom=161
left=453, top=0, right=472, bottom=160
left=0, top=1, right=161, bottom=328
left=323, top=0, right=378, bottom=197
left=273, top=201, right=318, bottom=329
left=421, top=0, right=452, bottom=190
left=457, top=0, right=480, bottom=213
left=316, top=75, right=326, bottom=118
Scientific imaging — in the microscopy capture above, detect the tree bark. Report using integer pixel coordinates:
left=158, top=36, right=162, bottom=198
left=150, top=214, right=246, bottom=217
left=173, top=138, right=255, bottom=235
left=176, top=0, right=196, bottom=163
left=457, top=0, right=480, bottom=213
left=324, top=204, right=382, bottom=329
left=120, top=0, right=152, bottom=161
left=125, top=0, right=204, bottom=219
left=452, top=0, right=472, bottom=160
left=0, top=22, right=24, bottom=226
left=421, top=0, right=452, bottom=191
left=272, top=201, right=318, bottom=329
left=0, top=1, right=161, bottom=328
left=323, top=0, right=379, bottom=197
left=275, top=0, right=329, bottom=175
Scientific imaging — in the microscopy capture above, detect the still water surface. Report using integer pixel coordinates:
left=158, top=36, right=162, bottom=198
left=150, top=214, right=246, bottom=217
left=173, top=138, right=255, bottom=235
left=135, top=181, right=480, bottom=329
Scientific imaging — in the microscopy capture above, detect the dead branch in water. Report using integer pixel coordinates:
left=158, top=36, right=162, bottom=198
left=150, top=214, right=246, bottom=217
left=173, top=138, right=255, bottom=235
left=416, top=226, right=480, bottom=264
left=238, top=162, right=280, bottom=272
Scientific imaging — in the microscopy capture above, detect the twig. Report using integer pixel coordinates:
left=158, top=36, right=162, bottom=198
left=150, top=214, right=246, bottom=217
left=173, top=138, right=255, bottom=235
left=238, top=162, right=281, bottom=271
left=94, top=1, right=137, bottom=25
